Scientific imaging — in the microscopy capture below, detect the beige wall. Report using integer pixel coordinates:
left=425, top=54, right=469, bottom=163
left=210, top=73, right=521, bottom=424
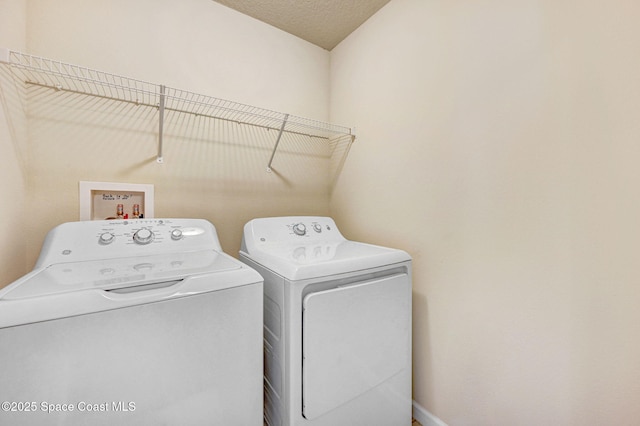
left=330, top=0, right=640, bottom=424
left=0, top=0, right=28, bottom=285
left=0, top=0, right=333, bottom=278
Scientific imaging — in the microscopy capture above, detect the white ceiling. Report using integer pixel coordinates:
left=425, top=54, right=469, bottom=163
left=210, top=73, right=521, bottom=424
left=212, top=0, right=391, bottom=51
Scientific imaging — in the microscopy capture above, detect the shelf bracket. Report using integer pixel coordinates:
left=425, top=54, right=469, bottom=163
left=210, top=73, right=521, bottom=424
left=157, top=84, right=166, bottom=163
left=266, top=113, right=289, bottom=172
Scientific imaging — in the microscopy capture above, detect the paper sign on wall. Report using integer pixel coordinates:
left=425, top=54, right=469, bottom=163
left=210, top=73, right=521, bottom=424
left=79, top=181, right=154, bottom=221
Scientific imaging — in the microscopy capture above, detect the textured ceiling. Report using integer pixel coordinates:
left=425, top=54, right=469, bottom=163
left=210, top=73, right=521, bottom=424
left=212, top=0, right=391, bottom=51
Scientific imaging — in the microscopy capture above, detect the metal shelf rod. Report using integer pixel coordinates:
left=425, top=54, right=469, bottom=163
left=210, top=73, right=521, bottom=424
left=158, top=85, right=165, bottom=163
left=267, top=114, right=289, bottom=172
left=24, top=81, right=156, bottom=108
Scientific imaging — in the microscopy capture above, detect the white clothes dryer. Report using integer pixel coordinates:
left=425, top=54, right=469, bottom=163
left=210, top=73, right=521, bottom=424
left=0, top=218, right=263, bottom=426
left=240, top=216, right=412, bottom=426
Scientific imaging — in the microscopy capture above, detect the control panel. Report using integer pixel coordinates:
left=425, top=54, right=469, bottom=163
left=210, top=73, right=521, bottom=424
left=287, top=219, right=335, bottom=238
left=280, top=218, right=341, bottom=241
left=94, top=219, right=199, bottom=247
left=288, top=221, right=331, bottom=237
left=36, top=218, right=222, bottom=267
left=242, top=217, right=347, bottom=255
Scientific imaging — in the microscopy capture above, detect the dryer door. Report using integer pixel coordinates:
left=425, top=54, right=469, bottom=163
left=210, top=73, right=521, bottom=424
left=302, top=273, right=411, bottom=420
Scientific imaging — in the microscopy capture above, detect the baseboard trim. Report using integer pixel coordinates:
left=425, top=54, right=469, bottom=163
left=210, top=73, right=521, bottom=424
left=413, top=400, right=448, bottom=426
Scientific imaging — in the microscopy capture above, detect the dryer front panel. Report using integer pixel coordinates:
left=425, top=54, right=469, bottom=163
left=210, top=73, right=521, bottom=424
left=301, top=273, right=411, bottom=420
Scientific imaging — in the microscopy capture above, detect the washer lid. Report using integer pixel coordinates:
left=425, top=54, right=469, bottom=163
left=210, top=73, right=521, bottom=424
left=242, top=240, right=410, bottom=280
left=0, top=249, right=240, bottom=300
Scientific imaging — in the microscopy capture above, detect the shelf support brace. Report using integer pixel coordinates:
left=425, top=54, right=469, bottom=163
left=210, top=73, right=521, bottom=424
left=267, top=113, right=289, bottom=172
left=157, top=84, right=166, bottom=163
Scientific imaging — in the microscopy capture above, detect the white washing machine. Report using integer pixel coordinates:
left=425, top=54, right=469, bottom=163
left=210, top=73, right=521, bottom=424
left=0, top=218, right=263, bottom=426
left=239, top=216, right=412, bottom=426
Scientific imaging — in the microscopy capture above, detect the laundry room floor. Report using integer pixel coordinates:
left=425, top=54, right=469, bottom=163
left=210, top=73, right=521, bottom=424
left=263, top=418, right=423, bottom=425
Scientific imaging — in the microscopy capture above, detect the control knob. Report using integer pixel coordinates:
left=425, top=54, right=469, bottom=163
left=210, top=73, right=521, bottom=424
left=133, top=228, right=154, bottom=245
left=313, top=223, right=322, bottom=233
left=171, top=229, right=184, bottom=240
left=99, top=232, right=115, bottom=245
left=293, top=223, right=306, bottom=236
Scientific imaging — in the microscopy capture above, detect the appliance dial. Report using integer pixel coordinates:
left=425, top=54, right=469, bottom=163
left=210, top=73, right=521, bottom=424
left=313, top=223, right=322, bottom=233
left=133, top=228, right=154, bottom=245
left=99, top=232, right=115, bottom=245
left=293, top=223, right=306, bottom=236
left=171, top=229, right=183, bottom=240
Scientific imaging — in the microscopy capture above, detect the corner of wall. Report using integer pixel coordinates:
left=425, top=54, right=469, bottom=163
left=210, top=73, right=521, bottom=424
left=413, top=400, right=448, bottom=426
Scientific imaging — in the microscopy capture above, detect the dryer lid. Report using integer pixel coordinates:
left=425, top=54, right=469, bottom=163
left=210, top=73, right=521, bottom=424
left=242, top=240, right=410, bottom=280
left=240, top=216, right=410, bottom=280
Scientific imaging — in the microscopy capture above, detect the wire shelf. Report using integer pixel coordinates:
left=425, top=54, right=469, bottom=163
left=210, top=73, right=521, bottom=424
left=0, top=47, right=354, bottom=166
left=3, top=49, right=159, bottom=107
